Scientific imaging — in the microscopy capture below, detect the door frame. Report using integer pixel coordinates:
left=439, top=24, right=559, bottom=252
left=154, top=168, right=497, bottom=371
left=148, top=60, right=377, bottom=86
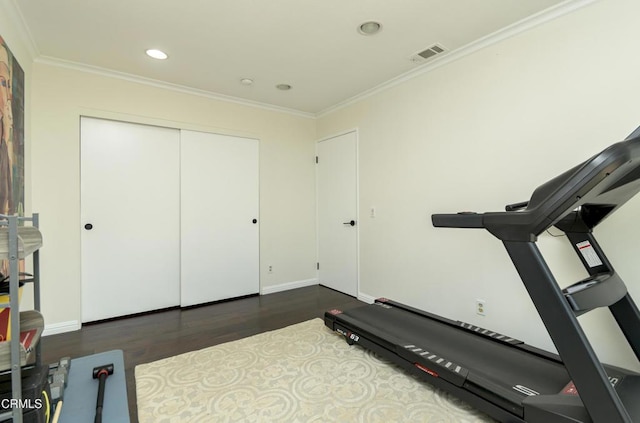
left=315, top=128, right=360, bottom=298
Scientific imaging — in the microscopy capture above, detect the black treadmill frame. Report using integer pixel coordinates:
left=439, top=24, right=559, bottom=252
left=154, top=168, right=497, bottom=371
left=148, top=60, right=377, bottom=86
left=433, top=134, right=640, bottom=422
left=503, top=239, right=633, bottom=422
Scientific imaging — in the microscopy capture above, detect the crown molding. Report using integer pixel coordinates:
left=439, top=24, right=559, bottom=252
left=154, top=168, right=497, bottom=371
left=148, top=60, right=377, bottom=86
left=33, top=55, right=316, bottom=119
left=5, top=0, right=597, bottom=119
left=5, top=0, right=313, bottom=118
left=317, top=0, right=598, bottom=118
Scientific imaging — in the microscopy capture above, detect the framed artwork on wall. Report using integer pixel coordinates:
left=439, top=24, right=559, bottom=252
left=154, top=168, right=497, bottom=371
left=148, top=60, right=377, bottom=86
left=0, top=35, right=24, bottom=217
left=0, top=35, right=25, bottom=278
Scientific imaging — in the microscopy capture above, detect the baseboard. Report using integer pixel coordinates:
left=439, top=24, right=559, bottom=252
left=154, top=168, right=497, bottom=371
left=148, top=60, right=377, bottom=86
left=43, top=320, right=81, bottom=336
left=357, top=292, right=376, bottom=304
left=42, top=282, right=340, bottom=334
left=261, top=278, right=318, bottom=295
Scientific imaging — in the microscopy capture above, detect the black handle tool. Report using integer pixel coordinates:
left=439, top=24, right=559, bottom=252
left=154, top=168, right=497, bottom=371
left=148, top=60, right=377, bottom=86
left=92, top=363, right=114, bottom=423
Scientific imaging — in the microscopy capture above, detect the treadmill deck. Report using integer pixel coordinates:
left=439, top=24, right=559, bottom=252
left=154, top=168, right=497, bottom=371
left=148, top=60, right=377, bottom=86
left=326, top=301, right=636, bottom=421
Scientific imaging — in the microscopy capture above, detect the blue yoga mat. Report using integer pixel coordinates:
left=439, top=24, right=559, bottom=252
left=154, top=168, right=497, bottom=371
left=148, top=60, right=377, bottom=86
left=58, top=350, right=130, bottom=423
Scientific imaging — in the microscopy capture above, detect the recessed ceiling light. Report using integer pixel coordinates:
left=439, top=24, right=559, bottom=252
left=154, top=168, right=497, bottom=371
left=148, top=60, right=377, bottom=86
left=276, top=84, right=292, bottom=91
left=358, top=21, right=382, bottom=36
left=240, top=78, right=254, bottom=86
left=146, top=49, right=168, bottom=60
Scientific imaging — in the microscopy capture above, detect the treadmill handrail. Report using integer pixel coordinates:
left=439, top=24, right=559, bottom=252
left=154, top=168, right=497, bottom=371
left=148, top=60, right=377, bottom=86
left=432, top=212, right=484, bottom=228
left=433, top=137, right=640, bottom=241
left=505, top=201, right=529, bottom=212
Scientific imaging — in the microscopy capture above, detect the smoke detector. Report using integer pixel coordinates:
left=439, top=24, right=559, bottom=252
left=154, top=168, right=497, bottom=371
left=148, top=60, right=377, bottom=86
left=410, top=44, right=447, bottom=63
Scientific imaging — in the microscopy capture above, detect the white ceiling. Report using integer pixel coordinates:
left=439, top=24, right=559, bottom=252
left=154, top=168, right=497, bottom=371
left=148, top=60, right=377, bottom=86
left=13, top=0, right=568, bottom=115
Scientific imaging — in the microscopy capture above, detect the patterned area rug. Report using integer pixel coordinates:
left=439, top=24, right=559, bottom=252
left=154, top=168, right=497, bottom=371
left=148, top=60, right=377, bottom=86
left=135, top=319, right=496, bottom=422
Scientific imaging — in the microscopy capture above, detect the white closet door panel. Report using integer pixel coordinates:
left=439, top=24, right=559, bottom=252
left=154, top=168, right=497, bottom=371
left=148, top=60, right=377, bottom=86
left=81, top=117, right=180, bottom=322
left=180, top=130, right=259, bottom=307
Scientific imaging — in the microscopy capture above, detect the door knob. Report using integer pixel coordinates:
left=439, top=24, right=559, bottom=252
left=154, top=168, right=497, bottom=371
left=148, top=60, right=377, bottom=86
left=84, top=223, right=93, bottom=230
left=343, top=220, right=356, bottom=226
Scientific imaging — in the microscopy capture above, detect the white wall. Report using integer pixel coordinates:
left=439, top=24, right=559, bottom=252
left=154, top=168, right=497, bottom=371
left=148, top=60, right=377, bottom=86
left=7, top=0, right=640, bottom=371
left=29, top=64, right=318, bottom=332
left=318, top=0, right=640, bottom=370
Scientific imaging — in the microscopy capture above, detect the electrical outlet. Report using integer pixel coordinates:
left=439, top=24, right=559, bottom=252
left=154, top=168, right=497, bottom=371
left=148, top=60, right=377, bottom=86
left=268, top=265, right=273, bottom=274
left=476, top=299, right=486, bottom=316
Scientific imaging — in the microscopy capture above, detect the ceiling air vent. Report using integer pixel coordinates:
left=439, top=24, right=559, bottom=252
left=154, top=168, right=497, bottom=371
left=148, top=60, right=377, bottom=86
left=410, top=44, right=447, bottom=63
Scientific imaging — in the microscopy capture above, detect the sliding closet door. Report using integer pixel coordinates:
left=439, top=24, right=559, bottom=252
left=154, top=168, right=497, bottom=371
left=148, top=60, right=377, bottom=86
left=81, top=117, right=181, bottom=322
left=180, top=130, right=259, bottom=307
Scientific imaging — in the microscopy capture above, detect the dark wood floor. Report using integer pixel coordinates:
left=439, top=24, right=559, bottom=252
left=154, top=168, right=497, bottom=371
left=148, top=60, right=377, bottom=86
left=40, top=285, right=363, bottom=423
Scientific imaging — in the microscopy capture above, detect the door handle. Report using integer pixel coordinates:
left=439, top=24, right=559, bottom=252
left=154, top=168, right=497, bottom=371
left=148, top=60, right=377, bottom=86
left=84, top=223, right=93, bottom=230
left=343, top=220, right=356, bottom=227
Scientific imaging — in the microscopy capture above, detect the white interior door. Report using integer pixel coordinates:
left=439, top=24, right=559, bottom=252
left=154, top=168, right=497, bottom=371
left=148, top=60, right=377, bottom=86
left=80, top=117, right=181, bottom=322
left=317, top=131, right=358, bottom=297
left=180, top=130, right=259, bottom=307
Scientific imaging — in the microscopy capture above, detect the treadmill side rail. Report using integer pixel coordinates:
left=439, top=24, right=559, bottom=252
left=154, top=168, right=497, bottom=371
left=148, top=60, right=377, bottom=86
left=523, top=394, right=591, bottom=423
left=456, top=321, right=524, bottom=346
left=398, top=343, right=469, bottom=387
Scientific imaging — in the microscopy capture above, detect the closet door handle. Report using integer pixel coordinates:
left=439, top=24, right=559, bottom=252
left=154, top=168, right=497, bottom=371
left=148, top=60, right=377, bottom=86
left=252, top=219, right=258, bottom=224
left=343, top=220, right=356, bottom=226
left=84, top=223, right=94, bottom=230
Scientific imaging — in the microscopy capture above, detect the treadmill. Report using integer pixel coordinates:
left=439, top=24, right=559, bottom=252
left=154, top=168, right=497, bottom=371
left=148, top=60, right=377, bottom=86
left=325, top=127, right=640, bottom=422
